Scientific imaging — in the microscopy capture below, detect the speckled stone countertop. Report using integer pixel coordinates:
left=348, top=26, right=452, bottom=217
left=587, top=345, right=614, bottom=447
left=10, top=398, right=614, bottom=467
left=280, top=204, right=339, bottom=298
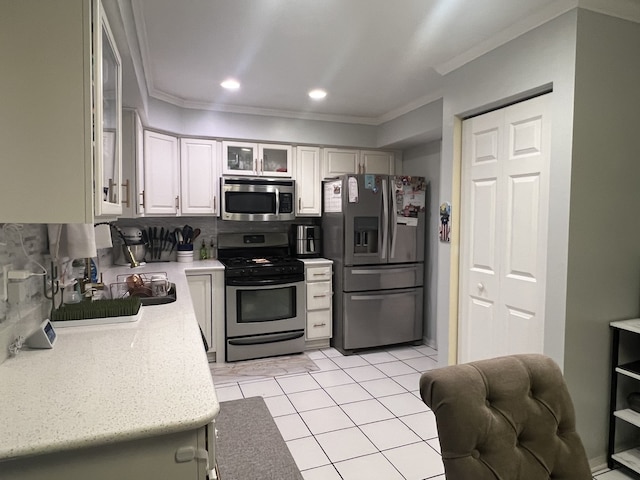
left=0, top=260, right=224, bottom=461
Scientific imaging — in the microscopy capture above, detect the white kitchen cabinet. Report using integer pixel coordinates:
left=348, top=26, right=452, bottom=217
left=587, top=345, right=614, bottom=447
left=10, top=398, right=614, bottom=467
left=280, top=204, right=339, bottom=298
left=294, top=146, right=322, bottom=216
left=322, top=148, right=360, bottom=179
left=322, top=148, right=396, bottom=178
left=121, top=109, right=145, bottom=217
left=143, top=131, right=180, bottom=215
left=143, top=134, right=220, bottom=217
left=187, top=274, right=215, bottom=354
left=302, top=259, right=333, bottom=349
left=360, top=150, right=396, bottom=175
left=2, top=424, right=213, bottom=480
left=222, top=141, right=292, bottom=177
left=180, top=138, right=220, bottom=215
left=0, top=0, right=122, bottom=223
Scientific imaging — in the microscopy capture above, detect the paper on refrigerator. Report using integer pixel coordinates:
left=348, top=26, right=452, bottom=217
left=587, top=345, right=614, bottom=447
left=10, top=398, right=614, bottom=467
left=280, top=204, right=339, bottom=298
left=323, top=179, right=343, bottom=213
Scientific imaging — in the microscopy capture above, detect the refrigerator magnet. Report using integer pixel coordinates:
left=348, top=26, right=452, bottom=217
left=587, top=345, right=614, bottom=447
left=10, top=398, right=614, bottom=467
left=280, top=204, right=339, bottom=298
left=439, top=202, right=451, bottom=242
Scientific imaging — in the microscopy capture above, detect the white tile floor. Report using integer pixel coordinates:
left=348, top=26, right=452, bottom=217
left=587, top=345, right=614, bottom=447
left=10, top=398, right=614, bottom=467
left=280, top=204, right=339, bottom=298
left=214, top=344, right=635, bottom=480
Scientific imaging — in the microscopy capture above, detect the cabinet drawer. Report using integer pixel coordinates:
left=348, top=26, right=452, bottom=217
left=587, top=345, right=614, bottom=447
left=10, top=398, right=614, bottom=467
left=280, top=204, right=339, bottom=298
left=307, top=310, right=331, bottom=339
left=307, top=266, right=332, bottom=282
left=307, top=281, right=332, bottom=310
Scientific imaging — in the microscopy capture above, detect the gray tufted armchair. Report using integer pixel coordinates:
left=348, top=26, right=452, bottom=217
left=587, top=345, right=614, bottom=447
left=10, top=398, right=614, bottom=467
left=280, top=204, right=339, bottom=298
left=419, top=354, right=591, bottom=480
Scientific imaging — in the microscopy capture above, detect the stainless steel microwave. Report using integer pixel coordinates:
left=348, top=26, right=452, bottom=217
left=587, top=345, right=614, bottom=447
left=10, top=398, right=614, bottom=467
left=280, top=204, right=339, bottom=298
left=221, top=177, right=296, bottom=221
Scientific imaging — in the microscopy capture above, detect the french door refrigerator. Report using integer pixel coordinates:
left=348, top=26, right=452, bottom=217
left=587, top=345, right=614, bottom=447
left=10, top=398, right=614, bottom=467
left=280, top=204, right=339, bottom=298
left=322, top=174, right=427, bottom=354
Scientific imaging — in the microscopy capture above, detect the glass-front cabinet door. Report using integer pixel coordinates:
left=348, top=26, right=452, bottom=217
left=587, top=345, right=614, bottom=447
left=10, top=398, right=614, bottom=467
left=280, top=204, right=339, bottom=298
left=222, top=141, right=257, bottom=176
left=259, top=144, right=292, bottom=177
left=222, top=141, right=292, bottom=177
left=94, top=0, right=122, bottom=216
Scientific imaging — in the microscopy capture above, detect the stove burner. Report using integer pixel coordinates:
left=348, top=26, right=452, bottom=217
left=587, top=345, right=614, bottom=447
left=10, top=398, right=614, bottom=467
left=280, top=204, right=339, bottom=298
left=220, top=255, right=304, bottom=278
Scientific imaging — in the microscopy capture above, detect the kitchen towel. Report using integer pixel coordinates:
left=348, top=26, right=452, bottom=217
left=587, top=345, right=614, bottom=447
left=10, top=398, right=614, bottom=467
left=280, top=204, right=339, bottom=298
left=47, top=224, right=97, bottom=261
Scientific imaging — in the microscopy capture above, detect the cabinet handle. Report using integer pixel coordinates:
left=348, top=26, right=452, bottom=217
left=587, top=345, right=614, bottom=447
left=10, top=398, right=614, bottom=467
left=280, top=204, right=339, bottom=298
left=312, top=273, right=327, bottom=276
left=313, top=322, right=327, bottom=328
left=313, top=294, right=327, bottom=298
left=139, top=190, right=145, bottom=208
left=298, top=197, right=302, bottom=210
left=254, top=159, right=257, bottom=173
left=175, top=196, right=180, bottom=210
left=121, top=179, right=130, bottom=208
left=213, top=196, right=217, bottom=212
left=260, top=158, right=263, bottom=173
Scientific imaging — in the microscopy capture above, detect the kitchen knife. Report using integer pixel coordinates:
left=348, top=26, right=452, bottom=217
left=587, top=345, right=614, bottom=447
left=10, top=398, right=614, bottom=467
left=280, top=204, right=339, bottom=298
left=159, top=227, right=165, bottom=259
left=169, top=232, right=177, bottom=254
left=141, top=229, right=149, bottom=249
left=163, top=230, right=170, bottom=256
left=153, top=227, right=158, bottom=259
left=174, top=228, right=183, bottom=245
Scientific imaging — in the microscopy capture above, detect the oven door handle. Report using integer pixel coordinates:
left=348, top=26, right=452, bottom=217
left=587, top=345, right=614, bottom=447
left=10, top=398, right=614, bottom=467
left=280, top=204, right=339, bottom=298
left=228, top=331, right=304, bottom=346
left=226, top=276, right=304, bottom=287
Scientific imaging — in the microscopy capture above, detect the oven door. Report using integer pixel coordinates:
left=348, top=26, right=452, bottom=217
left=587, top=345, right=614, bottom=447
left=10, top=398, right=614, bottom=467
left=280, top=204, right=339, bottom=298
left=225, top=278, right=305, bottom=338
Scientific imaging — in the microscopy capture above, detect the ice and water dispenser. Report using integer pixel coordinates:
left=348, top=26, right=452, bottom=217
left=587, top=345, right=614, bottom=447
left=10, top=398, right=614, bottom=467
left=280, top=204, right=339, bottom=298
left=353, top=217, right=378, bottom=254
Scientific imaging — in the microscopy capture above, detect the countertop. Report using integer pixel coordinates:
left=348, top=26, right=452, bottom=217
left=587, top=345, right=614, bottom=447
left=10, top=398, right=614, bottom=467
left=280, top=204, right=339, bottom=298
left=0, top=260, right=224, bottom=462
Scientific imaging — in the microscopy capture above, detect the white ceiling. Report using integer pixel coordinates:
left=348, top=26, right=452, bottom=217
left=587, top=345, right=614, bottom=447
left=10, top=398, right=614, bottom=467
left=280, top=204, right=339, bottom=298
left=125, top=0, right=635, bottom=125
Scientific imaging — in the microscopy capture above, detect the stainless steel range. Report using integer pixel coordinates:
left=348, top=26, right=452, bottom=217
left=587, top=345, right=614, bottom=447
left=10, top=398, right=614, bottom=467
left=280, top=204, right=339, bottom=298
left=218, top=232, right=306, bottom=362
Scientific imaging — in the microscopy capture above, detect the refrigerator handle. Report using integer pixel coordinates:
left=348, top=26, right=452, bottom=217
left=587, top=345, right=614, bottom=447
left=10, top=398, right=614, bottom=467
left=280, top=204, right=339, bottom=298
left=381, top=180, right=388, bottom=259
left=390, top=179, right=398, bottom=259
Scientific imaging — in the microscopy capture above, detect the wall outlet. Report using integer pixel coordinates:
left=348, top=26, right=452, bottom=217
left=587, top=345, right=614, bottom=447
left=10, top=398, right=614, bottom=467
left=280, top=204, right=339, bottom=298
left=2, top=264, right=13, bottom=302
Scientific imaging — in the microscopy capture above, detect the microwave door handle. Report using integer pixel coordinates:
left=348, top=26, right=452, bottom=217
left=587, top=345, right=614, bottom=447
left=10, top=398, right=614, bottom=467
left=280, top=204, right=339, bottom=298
left=381, top=180, right=388, bottom=260
left=274, top=188, right=280, bottom=214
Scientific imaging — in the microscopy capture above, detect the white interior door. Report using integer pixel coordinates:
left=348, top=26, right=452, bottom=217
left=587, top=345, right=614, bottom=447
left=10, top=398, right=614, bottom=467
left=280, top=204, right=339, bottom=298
left=459, top=94, right=550, bottom=363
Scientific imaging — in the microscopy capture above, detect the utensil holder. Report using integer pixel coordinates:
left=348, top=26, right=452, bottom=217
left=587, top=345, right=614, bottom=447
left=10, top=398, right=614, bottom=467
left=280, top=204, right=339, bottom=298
left=177, top=244, right=194, bottom=263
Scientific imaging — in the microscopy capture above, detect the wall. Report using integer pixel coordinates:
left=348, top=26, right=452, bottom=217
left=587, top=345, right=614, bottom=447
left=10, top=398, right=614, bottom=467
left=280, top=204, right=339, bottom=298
left=145, top=97, right=381, bottom=149
left=0, top=224, right=50, bottom=364
left=402, top=141, right=441, bottom=347
left=437, top=11, right=578, bottom=370
left=377, top=99, right=443, bottom=148
left=564, top=9, right=640, bottom=464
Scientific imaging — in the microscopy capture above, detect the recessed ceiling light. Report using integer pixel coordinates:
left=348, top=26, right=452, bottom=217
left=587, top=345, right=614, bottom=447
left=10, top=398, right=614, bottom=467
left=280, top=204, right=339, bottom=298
left=221, top=79, right=240, bottom=90
left=308, top=89, right=327, bottom=100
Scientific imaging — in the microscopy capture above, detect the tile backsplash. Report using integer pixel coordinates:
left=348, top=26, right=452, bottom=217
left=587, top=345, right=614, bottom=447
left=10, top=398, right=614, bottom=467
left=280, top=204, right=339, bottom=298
left=0, top=223, right=50, bottom=364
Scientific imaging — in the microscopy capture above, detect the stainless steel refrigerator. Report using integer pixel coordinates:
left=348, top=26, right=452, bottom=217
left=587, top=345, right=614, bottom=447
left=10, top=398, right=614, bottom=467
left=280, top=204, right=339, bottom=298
left=322, top=174, right=427, bottom=354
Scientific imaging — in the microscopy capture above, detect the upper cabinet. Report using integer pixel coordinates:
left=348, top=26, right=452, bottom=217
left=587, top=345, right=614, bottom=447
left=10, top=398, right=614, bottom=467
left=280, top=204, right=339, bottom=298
left=0, top=0, right=122, bottom=223
left=141, top=132, right=220, bottom=217
left=180, top=138, right=220, bottom=216
left=222, top=141, right=292, bottom=177
left=121, top=109, right=145, bottom=217
left=94, top=1, right=122, bottom=217
left=360, top=150, right=396, bottom=175
left=322, top=148, right=396, bottom=179
left=143, top=131, right=180, bottom=216
left=294, top=146, right=322, bottom=216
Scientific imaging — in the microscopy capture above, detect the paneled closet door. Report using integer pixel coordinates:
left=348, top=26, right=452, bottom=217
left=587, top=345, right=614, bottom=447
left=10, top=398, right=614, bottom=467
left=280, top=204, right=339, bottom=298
left=458, top=94, right=551, bottom=363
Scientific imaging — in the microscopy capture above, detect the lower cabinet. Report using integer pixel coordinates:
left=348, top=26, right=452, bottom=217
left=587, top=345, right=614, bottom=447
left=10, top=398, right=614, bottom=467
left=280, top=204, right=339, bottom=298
left=187, top=269, right=226, bottom=362
left=302, top=259, right=333, bottom=349
left=2, top=424, right=214, bottom=480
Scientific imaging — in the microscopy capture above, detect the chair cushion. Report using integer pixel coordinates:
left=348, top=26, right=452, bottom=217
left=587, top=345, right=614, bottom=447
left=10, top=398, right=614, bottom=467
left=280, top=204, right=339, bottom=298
left=419, top=354, right=591, bottom=480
